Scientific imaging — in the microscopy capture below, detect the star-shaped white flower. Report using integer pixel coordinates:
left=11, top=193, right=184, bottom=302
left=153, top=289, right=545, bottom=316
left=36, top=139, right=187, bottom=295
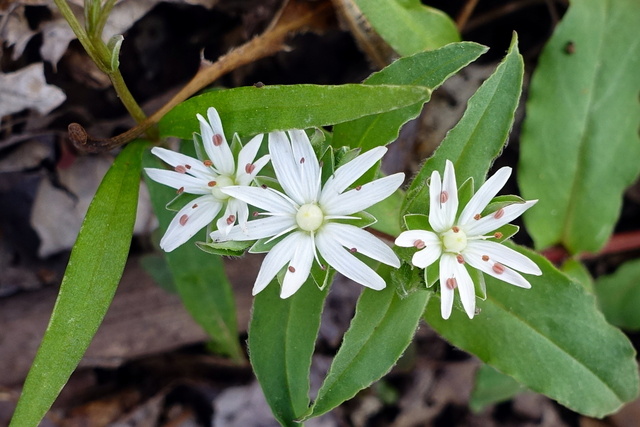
left=395, top=160, right=542, bottom=319
left=211, top=130, right=403, bottom=298
left=145, top=107, right=270, bottom=252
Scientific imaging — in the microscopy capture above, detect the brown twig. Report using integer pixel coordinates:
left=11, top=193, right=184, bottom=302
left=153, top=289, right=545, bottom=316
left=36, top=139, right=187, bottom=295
left=541, top=230, right=640, bottom=265
left=70, top=0, right=333, bottom=153
left=456, top=0, right=480, bottom=32
left=464, top=0, right=545, bottom=33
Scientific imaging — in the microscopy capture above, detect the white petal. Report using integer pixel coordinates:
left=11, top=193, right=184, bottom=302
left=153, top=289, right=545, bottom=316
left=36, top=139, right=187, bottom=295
left=439, top=255, right=454, bottom=320
left=320, top=146, right=387, bottom=205
left=440, top=253, right=475, bottom=319
left=394, top=230, right=439, bottom=247
left=236, top=154, right=270, bottom=186
left=235, top=200, right=250, bottom=232
left=281, top=232, right=315, bottom=298
left=412, top=245, right=442, bottom=269
left=321, top=173, right=404, bottom=216
left=252, top=232, right=302, bottom=295
left=458, top=166, right=511, bottom=226
left=150, top=147, right=212, bottom=178
left=211, top=215, right=295, bottom=242
left=289, top=130, right=321, bottom=202
left=268, top=131, right=307, bottom=205
left=144, top=168, right=210, bottom=194
left=316, top=229, right=387, bottom=290
left=322, top=223, right=399, bottom=267
left=464, top=200, right=538, bottom=236
left=237, top=134, right=264, bottom=173
left=430, top=161, right=458, bottom=232
left=465, top=240, right=542, bottom=275
left=222, top=185, right=297, bottom=215
left=216, top=197, right=242, bottom=235
left=464, top=251, right=532, bottom=289
left=160, top=196, right=222, bottom=252
left=198, top=109, right=235, bottom=176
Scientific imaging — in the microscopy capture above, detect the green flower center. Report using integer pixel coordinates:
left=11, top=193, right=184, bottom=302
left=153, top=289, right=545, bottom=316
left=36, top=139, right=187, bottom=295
left=442, top=227, right=467, bottom=253
left=211, top=175, right=234, bottom=200
left=296, top=203, right=324, bottom=232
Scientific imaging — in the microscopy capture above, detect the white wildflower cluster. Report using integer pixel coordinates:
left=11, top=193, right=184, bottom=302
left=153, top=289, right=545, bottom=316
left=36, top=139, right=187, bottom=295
left=146, top=108, right=541, bottom=319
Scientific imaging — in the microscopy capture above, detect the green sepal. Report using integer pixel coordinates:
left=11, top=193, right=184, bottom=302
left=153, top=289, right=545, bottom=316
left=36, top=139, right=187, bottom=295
left=196, top=240, right=252, bottom=257
left=332, top=211, right=377, bottom=229
left=391, top=262, right=424, bottom=297
left=424, top=260, right=439, bottom=288
left=403, top=213, right=431, bottom=231
left=481, top=195, right=526, bottom=217
left=107, top=34, right=123, bottom=72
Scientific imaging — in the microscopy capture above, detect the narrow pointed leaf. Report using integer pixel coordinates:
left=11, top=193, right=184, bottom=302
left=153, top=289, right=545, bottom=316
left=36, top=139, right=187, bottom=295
left=470, top=364, right=526, bottom=413
left=355, top=0, right=459, bottom=56
left=160, top=84, right=432, bottom=140
left=403, top=34, right=523, bottom=216
left=518, top=0, right=640, bottom=254
left=249, top=278, right=329, bottom=426
left=425, top=244, right=639, bottom=418
left=333, top=42, right=487, bottom=152
left=10, top=141, right=146, bottom=427
left=303, top=267, right=429, bottom=419
left=143, top=149, right=242, bottom=361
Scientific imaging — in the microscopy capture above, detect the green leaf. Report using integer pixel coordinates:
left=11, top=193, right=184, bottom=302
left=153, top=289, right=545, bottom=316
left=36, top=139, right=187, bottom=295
left=518, top=0, right=640, bottom=254
left=470, top=364, right=526, bottom=413
left=594, top=259, right=640, bottom=330
left=249, top=278, right=329, bottom=426
left=159, top=84, right=432, bottom=140
left=355, top=0, right=460, bottom=56
left=333, top=42, right=487, bottom=152
left=403, top=34, right=524, bottom=216
left=303, top=268, right=430, bottom=419
left=425, top=244, right=639, bottom=418
left=10, top=140, right=146, bottom=427
left=143, top=150, right=242, bottom=361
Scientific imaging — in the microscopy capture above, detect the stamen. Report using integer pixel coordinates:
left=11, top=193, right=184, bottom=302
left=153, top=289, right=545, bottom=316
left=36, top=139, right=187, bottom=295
left=350, top=247, right=357, bottom=253
left=203, top=160, right=213, bottom=167
left=494, top=208, right=505, bottom=219
left=192, top=203, right=198, bottom=209
left=208, top=181, right=216, bottom=187
left=320, top=264, right=327, bottom=270
left=226, top=215, right=236, bottom=225
left=492, top=263, right=505, bottom=274
left=245, top=163, right=255, bottom=174
left=185, top=164, right=191, bottom=170
left=177, top=187, right=184, bottom=194
left=446, top=277, right=457, bottom=290
left=494, top=232, right=503, bottom=239
left=474, top=214, right=481, bottom=220
left=355, top=185, right=362, bottom=191
left=452, top=226, right=460, bottom=233
left=300, top=157, right=305, bottom=164
left=213, top=134, right=223, bottom=146
left=319, top=161, right=324, bottom=167
left=440, top=191, right=448, bottom=204
left=179, top=214, right=189, bottom=226
left=261, top=184, right=267, bottom=189
left=175, top=165, right=187, bottom=174
left=253, top=211, right=259, bottom=217
left=482, top=255, right=489, bottom=261
left=413, top=239, right=426, bottom=249
left=456, top=254, right=465, bottom=264
left=288, top=266, right=296, bottom=273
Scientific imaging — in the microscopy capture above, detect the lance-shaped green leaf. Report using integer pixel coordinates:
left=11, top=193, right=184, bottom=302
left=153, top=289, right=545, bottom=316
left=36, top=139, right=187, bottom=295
left=143, top=150, right=242, bottom=361
left=332, top=42, right=488, bottom=152
left=354, top=0, right=459, bottom=56
left=425, top=244, right=639, bottom=418
left=403, top=34, right=523, bottom=216
left=594, top=259, right=640, bottom=331
left=518, top=0, right=640, bottom=254
left=302, top=267, right=430, bottom=419
left=10, top=141, right=146, bottom=427
left=160, top=84, right=432, bottom=140
left=249, top=278, right=329, bottom=426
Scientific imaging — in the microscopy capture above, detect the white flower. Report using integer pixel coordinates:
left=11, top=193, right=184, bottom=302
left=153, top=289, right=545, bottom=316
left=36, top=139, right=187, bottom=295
left=395, top=160, right=542, bottom=319
left=144, top=107, right=270, bottom=252
left=211, top=130, right=403, bottom=298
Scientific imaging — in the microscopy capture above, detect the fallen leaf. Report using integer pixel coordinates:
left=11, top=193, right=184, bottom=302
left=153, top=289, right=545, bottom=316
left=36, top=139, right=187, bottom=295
left=1, top=5, right=37, bottom=60
left=0, top=63, right=66, bottom=123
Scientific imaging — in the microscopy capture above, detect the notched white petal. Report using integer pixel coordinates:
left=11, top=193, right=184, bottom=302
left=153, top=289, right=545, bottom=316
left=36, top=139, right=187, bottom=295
left=458, top=166, right=511, bottom=226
